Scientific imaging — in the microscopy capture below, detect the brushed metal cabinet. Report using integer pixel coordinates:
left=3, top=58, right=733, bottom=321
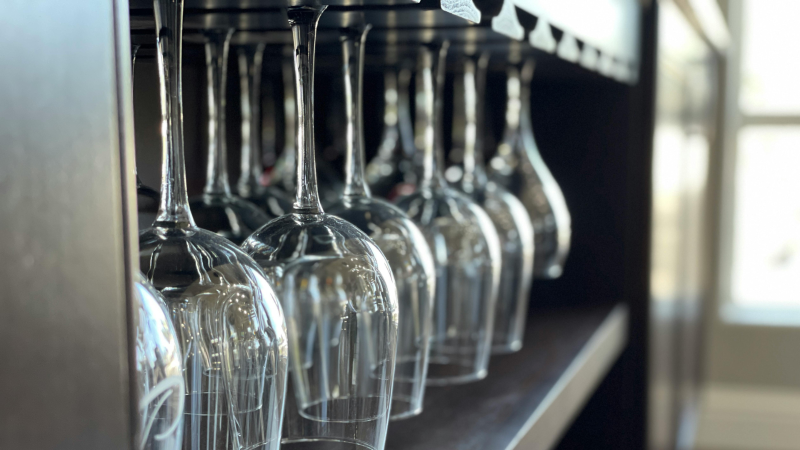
left=0, top=1, right=136, bottom=449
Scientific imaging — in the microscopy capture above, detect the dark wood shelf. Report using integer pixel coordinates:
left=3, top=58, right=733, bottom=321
left=386, top=303, right=628, bottom=450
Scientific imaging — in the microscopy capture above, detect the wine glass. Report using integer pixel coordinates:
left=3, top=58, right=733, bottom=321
left=488, top=59, right=572, bottom=279
left=133, top=274, right=184, bottom=450
left=365, top=66, right=421, bottom=200
left=395, top=42, right=501, bottom=385
left=236, top=42, right=293, bottom=218
left=242, top=7, right=398, bottom=449
left=139, top=2, right=288, bottom=449
left=453, top=54, right=534, bottom=354
left=188, top=29, right=272, bottom=245
left=327, top=26, right=435, bottom=420
left=132, top=44, right=161, bottom=232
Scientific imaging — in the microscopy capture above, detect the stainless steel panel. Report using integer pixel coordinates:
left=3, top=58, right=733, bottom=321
left=0, top=1, right=134, bottom=449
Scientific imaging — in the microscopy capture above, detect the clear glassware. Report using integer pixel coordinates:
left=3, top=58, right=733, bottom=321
left=132, top=44, right=161, bottom=232
left=242, top=7, right=399, bottom=449
left=488, top=60, right=572, bottom=279
left=453, top=55, right=534, bottom=354
left=236, top=43, right=293, bottom=218
left=395, top=42, right=501, bottom=385
left=272, top=53, right=344, bottom=209
left=188, top=29, right=271, bottom=245
left=133, top=274, right=184, bottom=450
left=139, top=2, right=288, bottom=449
left=364, top=66, right=420, bottom=200
left=327, top=27, right=435, bottom=420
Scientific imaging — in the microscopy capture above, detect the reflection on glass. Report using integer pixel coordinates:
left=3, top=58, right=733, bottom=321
left=189, top=30, right=271, bottom=245
left=453, top=55, right=534, bottom=354
left=489, top=60, right=571, bottom=279
left=242, top=7, right=398, bottom=449
left=134, top=274, right=184, bottom=450
left=395, top=42, right=501, bottom=385
left=139, top=2, right=288, bottom=449
left=328, top=26, right=435, bottom=420
left=365, top=67, right=421, bottom=200
left=236, top=43, right=293, bottom=218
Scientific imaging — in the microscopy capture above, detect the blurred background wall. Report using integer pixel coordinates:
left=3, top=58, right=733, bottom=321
left=649, top=1, right=800, bottom=449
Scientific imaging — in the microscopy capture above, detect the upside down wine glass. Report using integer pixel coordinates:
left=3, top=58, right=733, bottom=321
left=365, top=66, right=419, bottom=200
left=328, top=26, right=435, bottom=420
left=453, top=54, right=534, bottom=354
left=133, top=274, right=184, bottom=450
left=489, top=60, right=571, bottom=279
left=395, top=42, right=501, bottom=385
left=189, top=29, right=271, bottom=244
left=236, top=43, right=293, bottom=217
left=131, top=46, right=184, bottom=450
left=242, top=7, right=399, bottom=449
left=139, top=1, right=288, bottom=449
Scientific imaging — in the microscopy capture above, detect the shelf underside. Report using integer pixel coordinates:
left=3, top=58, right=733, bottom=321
left=385, top=303, right=628, bottom=450
left=129, top=0, right=640, bottom=83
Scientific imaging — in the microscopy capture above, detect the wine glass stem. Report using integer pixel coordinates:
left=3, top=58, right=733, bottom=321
left=131, top=44, right=144, bottom=190
left=154, top=0, right=194, bottom=227
left=281, top=56, right=297, bottom=192
left=288, top=6, right=326, bottom=215
left=237, top=44, right=266, bottom=196
left=461, top=53, right=489, bottom=188
left=519, top=59, right=537, bottom=147
left=341, top=26, right=372, bottom=199
left=203, top=29, right=235, bottom=197
left=505, top=66, right=522, bottom=133
left=418, top=42, right=449, bottom=190
left=397, top=66, right=416, bottom=159
left=376, top=70, right=399, bottom=160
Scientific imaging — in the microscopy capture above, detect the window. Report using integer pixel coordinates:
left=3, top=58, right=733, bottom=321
left=722, top=0, right=800, bottom=323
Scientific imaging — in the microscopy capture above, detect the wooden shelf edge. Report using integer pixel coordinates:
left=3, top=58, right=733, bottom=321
left=508, top=304, right=629, bottom=450
left=386, top=304, right=629, bottom=450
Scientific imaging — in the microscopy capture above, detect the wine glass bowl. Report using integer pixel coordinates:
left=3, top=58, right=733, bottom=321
left=243, top=213, right=398, bottom=423
left=133, top=274, right=184, bottom=450
left=239, top=184, right=294, bottom=218
left=189, top=194, right=272, bottom=244
left=140, top=226, right=288, bottom=450
left=481, top=185, right=534, bottom=353
left=395, top=188, right=499, bottom=383
left=328, top=197, right=433, bottom=419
